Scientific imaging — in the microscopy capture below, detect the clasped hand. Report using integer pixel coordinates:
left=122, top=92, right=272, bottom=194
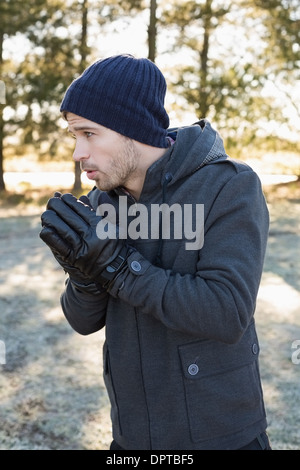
left=40, top=193, right=123, bottom=281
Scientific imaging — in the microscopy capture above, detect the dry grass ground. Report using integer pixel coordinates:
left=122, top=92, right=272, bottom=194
left=0, top=172, right=299, bottom=450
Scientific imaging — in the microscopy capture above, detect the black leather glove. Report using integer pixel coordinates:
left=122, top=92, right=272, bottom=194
left=40, top=192, right=132, bottom=291
left=41, top=192, right=103, bottom=294
left=51, top=249, right=103, bottom=294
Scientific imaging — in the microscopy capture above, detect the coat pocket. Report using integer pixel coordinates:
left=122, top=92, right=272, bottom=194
left=178, top=325, right=265, bottom=443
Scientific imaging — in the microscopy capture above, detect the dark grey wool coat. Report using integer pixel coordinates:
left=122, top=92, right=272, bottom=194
left=61, top=120, right=270, bottom=450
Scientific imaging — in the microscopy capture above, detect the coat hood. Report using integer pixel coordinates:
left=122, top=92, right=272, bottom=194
left=162, top=119, right=228, bottom=186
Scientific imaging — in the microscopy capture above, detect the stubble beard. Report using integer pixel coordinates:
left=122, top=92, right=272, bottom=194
left=95, top=138, right=141, bottom=192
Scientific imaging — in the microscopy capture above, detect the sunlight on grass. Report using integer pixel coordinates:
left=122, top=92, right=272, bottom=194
left=3, top=171, right=93, bottom=191
left=258, top=273, right=300, bottom=321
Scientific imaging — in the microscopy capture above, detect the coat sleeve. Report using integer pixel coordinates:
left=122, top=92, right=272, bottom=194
left=60, top=278, right=108, bottom=335
left=108, top=169, right=269, bottom=344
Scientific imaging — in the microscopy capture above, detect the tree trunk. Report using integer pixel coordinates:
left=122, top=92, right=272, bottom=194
left=73, top=0, right=88, bottom=192
left=148, top=0, right=157, bottom=62
left=0, top=30, right=6, bottom=192
left=198, top=0, right=212, bottom=118
left=73, top=160, right=82, bottom=192
left=0, top=108, right=5, bottom=192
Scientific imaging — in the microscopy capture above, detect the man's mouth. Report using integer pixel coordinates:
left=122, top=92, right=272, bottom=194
left=84, top=169, right=99, bottom=180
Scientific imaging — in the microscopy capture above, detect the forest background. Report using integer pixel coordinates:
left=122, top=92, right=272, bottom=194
left=0, top=0, right=300, bottom=192
left=0, top=0, right=300, bottom=451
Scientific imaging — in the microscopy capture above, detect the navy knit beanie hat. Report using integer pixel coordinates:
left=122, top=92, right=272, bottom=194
left=60, top=54, right=170, bottom=148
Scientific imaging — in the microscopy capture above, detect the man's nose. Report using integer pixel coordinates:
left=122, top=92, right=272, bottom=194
left=72, top=141, right=89, bottom=162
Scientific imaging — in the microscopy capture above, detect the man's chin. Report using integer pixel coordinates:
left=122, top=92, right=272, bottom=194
left=94, top=180, right=114, bottom=192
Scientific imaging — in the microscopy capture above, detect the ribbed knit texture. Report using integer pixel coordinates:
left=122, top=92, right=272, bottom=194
left=60, top=54, right=170, bottom=148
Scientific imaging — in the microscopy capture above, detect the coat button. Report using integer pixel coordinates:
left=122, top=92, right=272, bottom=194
left=252, top=343, right=259, bottom=355
left=188, top=364, right=199, bottom=376
left=131, top=261, right=142, bottom=272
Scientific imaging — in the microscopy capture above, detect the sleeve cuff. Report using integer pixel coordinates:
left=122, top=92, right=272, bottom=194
left=108, top=250, right=152, bottom=297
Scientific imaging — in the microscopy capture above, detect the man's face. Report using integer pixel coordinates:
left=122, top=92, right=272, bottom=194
left=66, top=113, right=141, bottom=192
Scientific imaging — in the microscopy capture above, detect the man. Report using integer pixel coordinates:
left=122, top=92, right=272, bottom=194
left=40, top=54, right=271, bottom=450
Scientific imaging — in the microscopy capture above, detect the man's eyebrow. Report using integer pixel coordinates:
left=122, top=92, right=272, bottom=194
left=68, top=126, right=99, bottom=132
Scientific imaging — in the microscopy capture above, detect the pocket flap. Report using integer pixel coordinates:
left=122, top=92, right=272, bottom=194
left=178, top=323, right=260, bottom=380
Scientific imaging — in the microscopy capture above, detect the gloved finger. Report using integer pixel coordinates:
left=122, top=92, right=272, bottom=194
left=46, top=196, right=91, bottom=234
left=46, top=194, right=74, bottom=214
left=79, top=195, right=93, bottom=208
left=41, top=209, right=82, bottom=249
left=45, top=192, right=63, bottom=210
left=47, top=192, right=76, bottom=208
left=39, top=226, right=72, bottom=259
left=60, top=193, right=98, bottom=227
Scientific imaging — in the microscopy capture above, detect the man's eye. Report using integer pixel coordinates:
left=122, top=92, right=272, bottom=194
left=85, top=132, right=93, bottom=137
